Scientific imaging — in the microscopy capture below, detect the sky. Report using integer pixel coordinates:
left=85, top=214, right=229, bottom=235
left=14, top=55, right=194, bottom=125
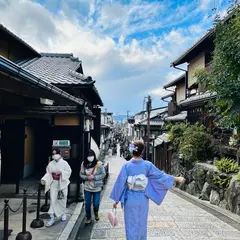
left=0, top=0, right=231, bottom=115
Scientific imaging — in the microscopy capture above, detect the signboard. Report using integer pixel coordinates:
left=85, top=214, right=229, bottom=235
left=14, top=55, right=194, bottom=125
left=53, top=140, right=70, bottom=146
left=52, top=140, right=71, bottom=160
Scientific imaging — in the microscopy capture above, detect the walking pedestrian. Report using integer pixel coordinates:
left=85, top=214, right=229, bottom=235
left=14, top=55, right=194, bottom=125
left=80, top=149, right=106, bottom=225
left=41, top=148, right=72, bottom=227
left=110, top=140, right=185, bottom=240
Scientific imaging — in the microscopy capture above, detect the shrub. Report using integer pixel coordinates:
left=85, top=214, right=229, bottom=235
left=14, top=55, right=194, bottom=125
left=163, top=123, right=173, bottom=132
left=179, top=124, right=212, bottom=165
left=168, top=123, right=188, bottom=151
left=214, top=157, right=240, bottom=174
left=213, top=175, right=232, bottom=189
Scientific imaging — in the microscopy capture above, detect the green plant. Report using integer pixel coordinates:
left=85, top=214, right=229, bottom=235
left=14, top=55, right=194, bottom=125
left=163, top=123, right=173, bottom=132
left=194, top=68, right=211, bottom=89
left=235, top=171, right=240, bottom=181
left=168, top=123, right=188, bottom=151
left=214, top=157, right=240, bottom=173
left=197, top=169, right=205, bottom=177
left=213, top=175, right=232, bottom=189
left=179, top=123, right=212, bottom=164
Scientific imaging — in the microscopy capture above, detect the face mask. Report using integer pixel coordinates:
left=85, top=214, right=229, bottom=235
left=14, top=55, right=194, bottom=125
left=87, top=156, right=94, bottom=162
left=53, top=154, right=61, bottom=161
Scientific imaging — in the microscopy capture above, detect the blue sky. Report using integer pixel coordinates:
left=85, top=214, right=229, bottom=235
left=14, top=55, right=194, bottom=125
left=0, top=0, right=231, bottom=115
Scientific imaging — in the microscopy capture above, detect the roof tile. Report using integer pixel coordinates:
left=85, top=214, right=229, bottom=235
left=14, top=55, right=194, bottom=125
left=19, top=55, right=94, bottom=85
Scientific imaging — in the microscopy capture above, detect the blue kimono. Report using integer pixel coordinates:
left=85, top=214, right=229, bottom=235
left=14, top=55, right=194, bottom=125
left=110, top=159, right=174, bottom=240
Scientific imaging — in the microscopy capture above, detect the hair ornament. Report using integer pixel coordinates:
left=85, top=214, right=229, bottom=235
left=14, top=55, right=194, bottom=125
left=129, top=143, right=138, bottom=153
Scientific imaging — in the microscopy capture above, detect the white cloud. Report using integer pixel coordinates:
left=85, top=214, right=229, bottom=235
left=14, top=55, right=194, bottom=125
left=189, top=24, right=204, bottom=34
left=148, top=88, right=168, bottom=99
left=146, top=71, right=183, bottom=98
left=98, top=3, right=127, bottom=28
left=165, top=71, right=185, bottom=83
left=0, top=0, right=230, bottom=113
left=200, top=0, right=212, bottom=10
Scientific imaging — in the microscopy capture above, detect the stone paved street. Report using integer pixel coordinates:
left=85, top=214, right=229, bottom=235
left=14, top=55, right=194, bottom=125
left=91, top=156, right=240, bottom=240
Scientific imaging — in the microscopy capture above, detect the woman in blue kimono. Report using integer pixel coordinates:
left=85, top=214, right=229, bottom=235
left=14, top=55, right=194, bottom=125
left=110, top=140, right=185, bottom=240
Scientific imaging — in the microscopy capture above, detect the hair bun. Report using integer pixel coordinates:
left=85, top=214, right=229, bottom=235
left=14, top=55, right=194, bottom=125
left=131, top=140, right=144, bottom=157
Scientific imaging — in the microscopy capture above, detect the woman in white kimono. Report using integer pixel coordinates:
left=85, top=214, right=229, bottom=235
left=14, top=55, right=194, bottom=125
left=41, top=148, right=72, bottom=227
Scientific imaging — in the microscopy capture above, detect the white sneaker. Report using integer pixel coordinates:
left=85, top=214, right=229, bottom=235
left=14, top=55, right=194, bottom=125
left=46, top=216, right=55, bottom=227
left=61, top=214, right=67, bottom=221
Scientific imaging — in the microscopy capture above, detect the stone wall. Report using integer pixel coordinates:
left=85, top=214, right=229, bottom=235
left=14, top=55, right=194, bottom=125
left=172, top=154, right=240, bottom=215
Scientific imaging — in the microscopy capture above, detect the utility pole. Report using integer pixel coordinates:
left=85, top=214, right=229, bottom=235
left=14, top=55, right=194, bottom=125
left=127, top=110, right=130, bottom=120
left=104, top=108, right=107, bottom=124
left=146, top=95, right=152, bottom=161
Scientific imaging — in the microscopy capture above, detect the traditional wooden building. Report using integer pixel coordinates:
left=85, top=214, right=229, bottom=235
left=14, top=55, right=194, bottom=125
left=162, top=74, right=187, bottom=123
left=171, top=30, right=215, bottom=127
left=100, top=112, right=113, bottom=150
left=133, top=107, right=167, bottom=140
left=169, top=14, right=239, bottom=159
left=0, top=24, right=103, bottom=196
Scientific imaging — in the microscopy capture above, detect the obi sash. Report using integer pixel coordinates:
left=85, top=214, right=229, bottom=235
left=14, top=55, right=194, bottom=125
left=52, top=173, right=60, bottom=181
left=127, top=174, right=148, bottom=191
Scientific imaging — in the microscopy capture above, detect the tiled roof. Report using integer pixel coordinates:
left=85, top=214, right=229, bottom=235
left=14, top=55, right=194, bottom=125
left=154, top=133, right=170, bottom=147
left=134, top=107, right=167, bottom=125
left=134, top=106, right=167, bottom=118
left=18, top=54, right=94, bottom=85
left=138, top=118, right=164, bottom=126
left=161, top=92, right=174, bottom=100
left=0, top=56, right=84, bottom=105
left=163, top=73, right=186, bottom=88
left=136, top=108, right=167, bottom=126
left=179, top=91, right=216, bottom=107
left=164, top=111, right=187, bottom=122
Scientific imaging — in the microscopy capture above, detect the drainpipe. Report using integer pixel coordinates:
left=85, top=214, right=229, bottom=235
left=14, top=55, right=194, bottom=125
left=164, top=88, right=175, bottom=93
left=172, top=64, right=188, bottom=99
left=162, top=98, right=170, bottom=103
left=163, top=87, right=175, bottom=105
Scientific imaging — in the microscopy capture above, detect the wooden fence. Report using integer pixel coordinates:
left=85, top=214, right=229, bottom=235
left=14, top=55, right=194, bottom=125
left=154, top=142, right=172, bottom=174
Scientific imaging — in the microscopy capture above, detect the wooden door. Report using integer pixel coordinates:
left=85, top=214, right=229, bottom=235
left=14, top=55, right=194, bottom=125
left=1, top=119, right=25, bottom=184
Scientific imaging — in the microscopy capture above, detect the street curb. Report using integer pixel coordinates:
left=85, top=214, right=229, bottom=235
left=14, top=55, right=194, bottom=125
left=171, top=187, right=240, bottom=230
left=57, top=202, right=83, bottom=240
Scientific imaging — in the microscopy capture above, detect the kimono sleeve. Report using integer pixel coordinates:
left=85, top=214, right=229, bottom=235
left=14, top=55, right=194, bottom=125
left=110, top=163, right=128, bottom=203
left=41, top=162, right=53, bottom=193
left=145, top=163, right=174, bottom=205
left=61, top=161, right=72, bottom=181
left=147, top=163, right=174, bottom=190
